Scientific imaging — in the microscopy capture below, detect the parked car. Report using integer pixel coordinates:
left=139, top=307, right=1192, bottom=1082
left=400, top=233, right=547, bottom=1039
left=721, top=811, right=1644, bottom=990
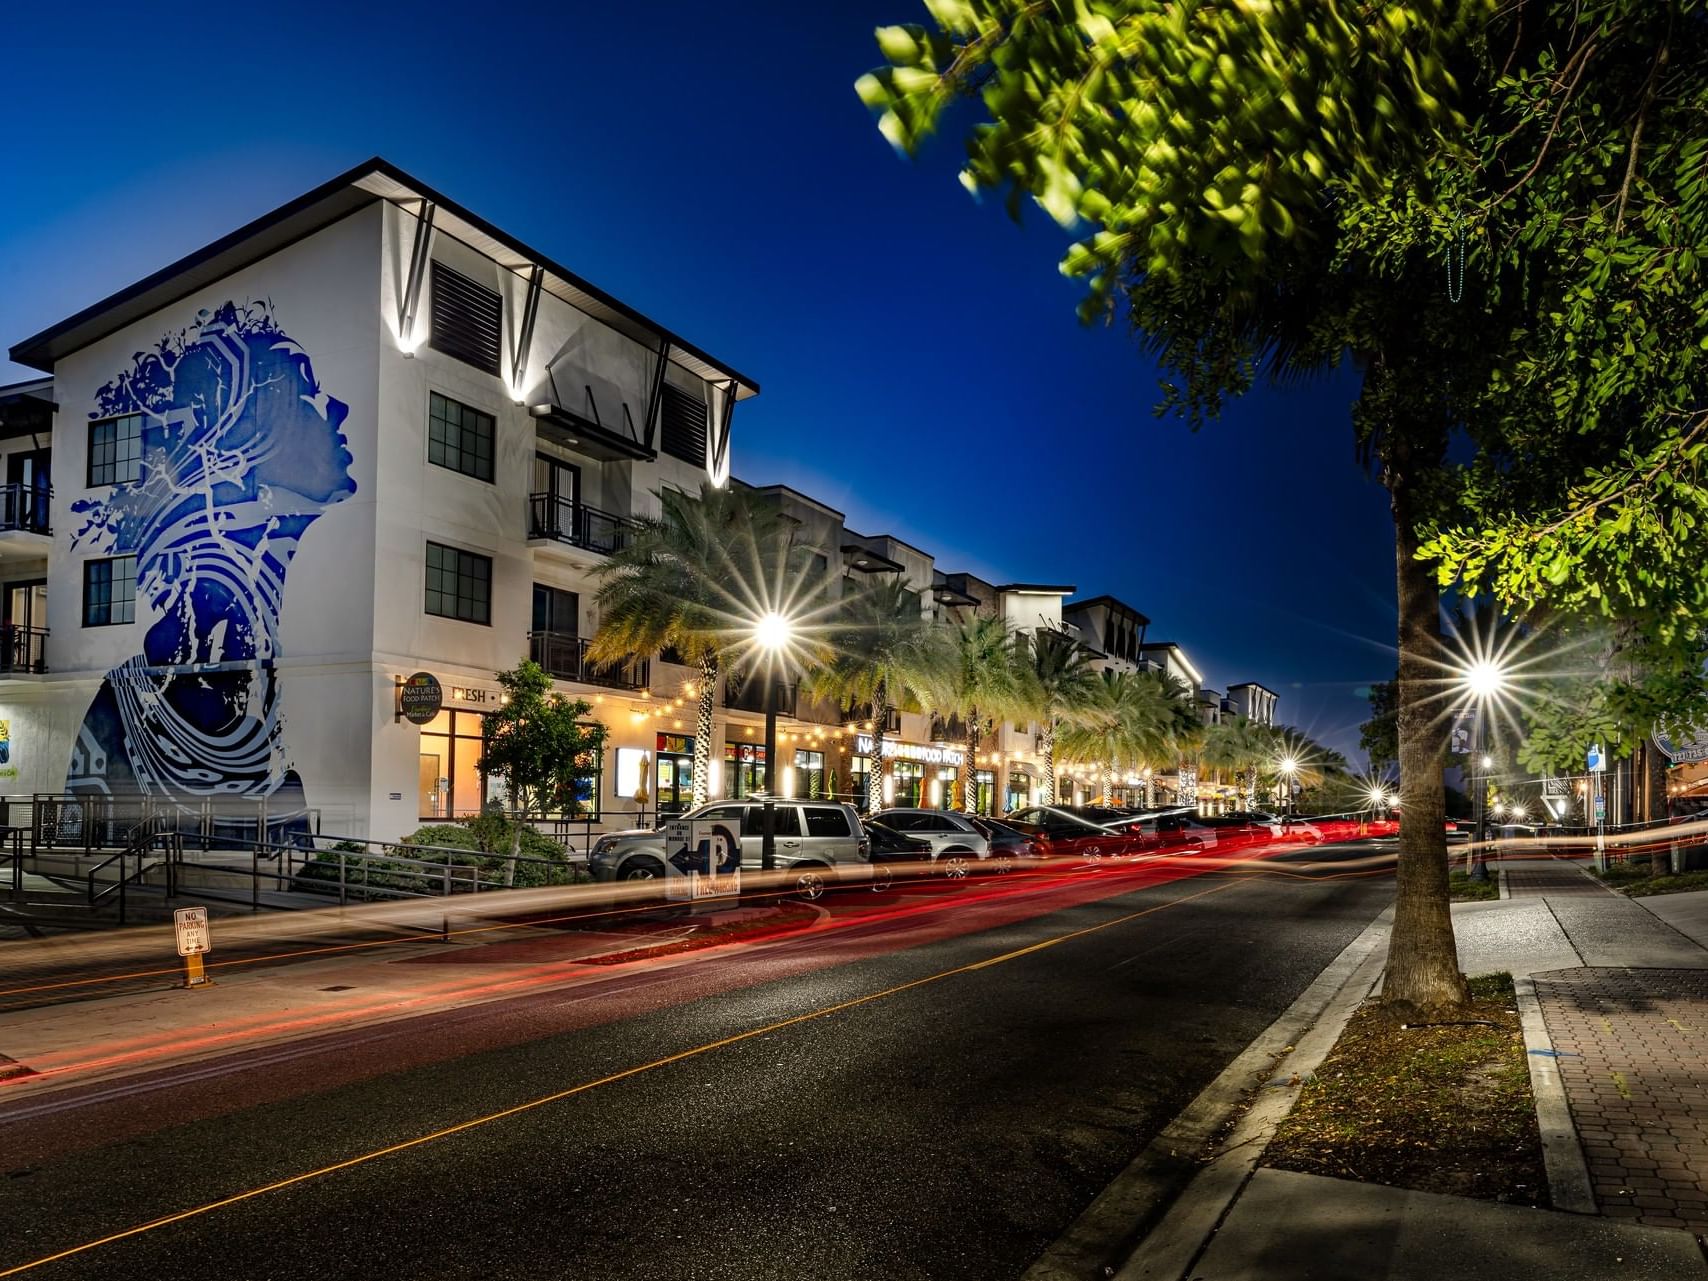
left=1003, top=806, right=1140, bottom=862
left=870, top=808, right=994, bottom=879
left=861, top=820, right=935, bottom=891
left=588, top=800, right=872, bottom=901
left=964, top=816, right=1049, bottom=866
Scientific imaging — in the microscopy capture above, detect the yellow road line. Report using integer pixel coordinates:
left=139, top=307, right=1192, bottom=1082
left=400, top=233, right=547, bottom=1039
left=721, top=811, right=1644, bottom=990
left=0, top=876, right=1246, bottom=1278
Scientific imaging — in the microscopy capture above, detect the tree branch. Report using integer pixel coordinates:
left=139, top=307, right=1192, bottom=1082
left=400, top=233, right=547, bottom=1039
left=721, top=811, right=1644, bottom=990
left=1615, top=37, right=1669, bottom=236
left=1490, top=37, right=1600, bottom=208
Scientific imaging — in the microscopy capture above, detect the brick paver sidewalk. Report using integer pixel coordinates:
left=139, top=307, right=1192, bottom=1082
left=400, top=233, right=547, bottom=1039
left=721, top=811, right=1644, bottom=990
left=1534, top=967, right=1708, bottom=1230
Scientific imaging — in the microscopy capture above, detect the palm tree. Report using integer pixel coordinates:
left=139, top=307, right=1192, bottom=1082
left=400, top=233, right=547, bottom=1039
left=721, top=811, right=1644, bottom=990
left=1059, top=670, right=1160, bottom=801
left=1200, top=716, right=1276, bottom=810
left=804, top=578, right=948, bottom=814
left=588, top=483, right=799, bottom=809
left=1023, top=627, right=1100, bottom=804
left=1142, top=669, right=1204, bottom=801
left=944, top=616, right=1031, bottom=812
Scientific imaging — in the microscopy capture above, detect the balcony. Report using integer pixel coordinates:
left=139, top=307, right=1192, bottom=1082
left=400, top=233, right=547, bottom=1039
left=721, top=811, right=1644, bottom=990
left=930, top=713, right=968, bottom=742
left=725, top=671, right=798, bottom=716
left=0, top=625, right=47, bottom=675
left=842, top=702, right=902, bottom=734
left=528, top=494, right=643, bottom=557
left=0, top=484, right=49, bottom=536
left=528, top=632, right=648, bottom=691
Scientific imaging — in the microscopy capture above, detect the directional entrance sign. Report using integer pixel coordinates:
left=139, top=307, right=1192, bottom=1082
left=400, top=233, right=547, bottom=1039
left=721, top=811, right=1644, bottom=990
left=664, top=820, right=741, bottom=902
left=173, top=906, right=211, bottom=956
left=1586, top=743, right=1606, bottom=773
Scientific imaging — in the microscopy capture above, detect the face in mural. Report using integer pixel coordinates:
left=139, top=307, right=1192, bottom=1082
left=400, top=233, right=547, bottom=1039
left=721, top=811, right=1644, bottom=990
left=67, top=301, right=356, bottom=824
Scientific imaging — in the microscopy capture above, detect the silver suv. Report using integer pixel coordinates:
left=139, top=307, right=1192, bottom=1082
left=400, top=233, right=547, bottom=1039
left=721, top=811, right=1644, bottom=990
left=588, top=800, right=873, bottom=901
left=869, top=808, right=997, bottom=878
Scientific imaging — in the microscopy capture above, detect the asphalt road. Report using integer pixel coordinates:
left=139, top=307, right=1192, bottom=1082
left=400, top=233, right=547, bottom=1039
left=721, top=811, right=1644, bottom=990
left=0, top=842, right=1394, bottom=1281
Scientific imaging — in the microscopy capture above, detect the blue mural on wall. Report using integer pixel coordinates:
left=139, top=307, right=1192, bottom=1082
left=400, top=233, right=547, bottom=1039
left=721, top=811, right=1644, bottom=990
left=66, top=301, right=356, bottom=835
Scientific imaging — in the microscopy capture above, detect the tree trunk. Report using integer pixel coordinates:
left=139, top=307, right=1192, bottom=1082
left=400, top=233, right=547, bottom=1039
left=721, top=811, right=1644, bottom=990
left=693, top=652, right=718, bottom=807
left=503, top=802, right=522, bottom=888
left=1042, top=717, right=1056, bottom=805
left=964, top=711, right=982, bottom=812
left=1385, top=474, right=1469, bottom=1013
left=867, top=685, right=889, bottom=816
left=1641, top=739, right=1672, bottom=873
left=1104, top=757, right=1115, bottom=802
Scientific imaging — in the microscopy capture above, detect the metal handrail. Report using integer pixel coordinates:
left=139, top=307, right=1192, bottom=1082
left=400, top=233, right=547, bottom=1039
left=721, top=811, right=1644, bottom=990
left=526, top=493, right=643, bottom=555
left=526, top=631, right=648, bottom=690
left=0, top=481, right=50, bottom=535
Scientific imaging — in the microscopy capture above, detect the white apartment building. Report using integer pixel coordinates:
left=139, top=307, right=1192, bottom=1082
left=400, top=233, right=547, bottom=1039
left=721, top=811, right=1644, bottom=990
left=1, top=159, right=757, bottom=844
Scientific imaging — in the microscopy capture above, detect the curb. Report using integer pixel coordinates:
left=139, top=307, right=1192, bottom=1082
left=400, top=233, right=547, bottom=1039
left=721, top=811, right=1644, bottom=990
left=1110, top=930, right=1389, bottom=1281
left=1021, top=905, right=1393, bottom=1281
left=1512, top=975, right=1597, bottom=1214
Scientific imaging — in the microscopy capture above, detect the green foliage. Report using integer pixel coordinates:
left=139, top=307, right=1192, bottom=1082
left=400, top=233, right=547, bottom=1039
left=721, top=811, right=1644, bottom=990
left=858, top=0, right=1476, bottom=313
left=803, top=578, right=951, bottom=719
left=942, top=615, right=1029, bottom=736
left=1023, top=626, right=1100, bottom=725
left=1059, top=668, right=1197, bottom=778
left=477, top=660, right=606, bottom=818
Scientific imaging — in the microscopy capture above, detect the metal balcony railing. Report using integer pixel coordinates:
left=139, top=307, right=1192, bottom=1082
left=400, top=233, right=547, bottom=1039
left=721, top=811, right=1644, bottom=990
left=527, top=494, right=643, bottom=556
left=528, top=631, right=648, bottom=690
left=930, top=713, right=968, bottom=742
left=842, top=703, right=902, bottom=734
left=0, top=625, right=46, bottom=674
left=0, top=483, right=49, bottom=535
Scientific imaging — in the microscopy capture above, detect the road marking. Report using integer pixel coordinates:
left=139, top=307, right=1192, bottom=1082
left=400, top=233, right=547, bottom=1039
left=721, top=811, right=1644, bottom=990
left=0, top=876, right=1249, bottom=1278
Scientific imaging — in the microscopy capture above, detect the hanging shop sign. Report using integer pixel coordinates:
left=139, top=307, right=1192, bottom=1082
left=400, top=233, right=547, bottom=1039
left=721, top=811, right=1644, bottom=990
left=397, top=672, right=444, bottom=725
left=657, top=732, right=695, bottom=755
left=855, top=735, right=965, bottom=767
left=1654, top=727, right=1708, bottom=766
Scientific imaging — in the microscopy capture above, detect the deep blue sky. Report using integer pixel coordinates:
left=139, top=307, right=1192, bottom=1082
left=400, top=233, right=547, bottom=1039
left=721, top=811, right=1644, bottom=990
left=1, top=1, right=1398, bottom=765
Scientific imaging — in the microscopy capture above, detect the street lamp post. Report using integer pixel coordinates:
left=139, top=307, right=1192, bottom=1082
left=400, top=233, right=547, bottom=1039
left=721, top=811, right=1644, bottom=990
left=752, top=611, right=795, bottom=872
left=1462, top=660, right=1507, bottom=882
left=1279, top=757, right=1298, bottom=817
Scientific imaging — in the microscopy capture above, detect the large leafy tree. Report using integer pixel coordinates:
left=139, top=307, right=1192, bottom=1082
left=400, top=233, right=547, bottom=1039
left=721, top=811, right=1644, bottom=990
left=1023, top=626, right=1100, bottom=804
left=1060, top=668, right=1184, bottom=800
left=589, top=483, right=799, bottom=808
left=805, top=578, right=950, bottom=814
left=859, top=0, right=1708, bottom=1012
left=1200, top=715, right=1279, bottom=810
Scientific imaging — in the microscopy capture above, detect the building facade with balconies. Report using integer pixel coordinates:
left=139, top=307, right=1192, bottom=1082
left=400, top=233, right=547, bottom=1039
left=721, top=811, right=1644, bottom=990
left=2, top=159, right=756, bottom=843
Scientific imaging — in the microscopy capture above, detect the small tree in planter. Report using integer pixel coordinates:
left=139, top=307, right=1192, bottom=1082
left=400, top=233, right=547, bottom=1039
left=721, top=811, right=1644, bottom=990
left=478, top=660, right=608, bottom=886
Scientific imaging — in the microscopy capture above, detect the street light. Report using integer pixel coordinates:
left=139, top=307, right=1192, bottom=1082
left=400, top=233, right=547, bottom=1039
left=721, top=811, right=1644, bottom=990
left=1459, top=657, right=1510, bottom=881
left=751, top=610, right=797, bottom=872
left=1279, top=756, right=1299, bottom=817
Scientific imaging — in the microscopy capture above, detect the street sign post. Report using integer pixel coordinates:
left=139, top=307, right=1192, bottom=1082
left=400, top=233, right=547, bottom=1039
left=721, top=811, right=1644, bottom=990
left=663, top=820, right=741, bottom=905
left=173, top=906, right=213, bottom=988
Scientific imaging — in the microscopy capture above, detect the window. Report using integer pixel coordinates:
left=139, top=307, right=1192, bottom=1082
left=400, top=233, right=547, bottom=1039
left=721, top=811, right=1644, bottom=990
left=698, top=804, right=745, bottom=823
left=741, top=805, right=800, bottom=837
left=794, top=748, right=825, bottom=799
left=804, top=806, right=852, bottom=837
left=425, top=542, right=491, bottom=624
left=88, top=415, right=142, bottom=487
left=83, top=556, right=136, bottom=626
left=660, top=383, right=708, bottom=467
left=531, top=583, right=578, bottom=635
left=428, top=261, right=502, bottom=376
left=427, top=393, right=495, bottom=482
left=418, top=709, right=492, bottom=819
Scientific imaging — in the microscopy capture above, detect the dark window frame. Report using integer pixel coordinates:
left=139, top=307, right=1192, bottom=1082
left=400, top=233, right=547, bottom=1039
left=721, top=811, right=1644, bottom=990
left=427, top=392, right=496, bottom=483
left=83, top=555, right=137, bottom=627
left=87, top=414, right=143, bottom=488
left=424, top=541, right=493, bottom=625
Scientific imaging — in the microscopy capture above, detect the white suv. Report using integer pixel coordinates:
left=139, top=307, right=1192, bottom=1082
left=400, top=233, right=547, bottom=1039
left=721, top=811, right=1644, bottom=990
left=870, top=808, right=997, bottom=878
left=588, top=800, right=872, bottom=900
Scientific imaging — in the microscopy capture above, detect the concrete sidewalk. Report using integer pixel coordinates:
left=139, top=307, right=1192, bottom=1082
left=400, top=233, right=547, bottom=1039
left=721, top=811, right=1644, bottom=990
left=1108, top=859, right=1708, bottom=1280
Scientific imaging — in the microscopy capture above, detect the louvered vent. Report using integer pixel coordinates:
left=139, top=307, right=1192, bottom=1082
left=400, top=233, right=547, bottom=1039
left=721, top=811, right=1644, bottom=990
left=429, top=261, right=502, bottom=376
left=660, top=383, right=708, bottom=466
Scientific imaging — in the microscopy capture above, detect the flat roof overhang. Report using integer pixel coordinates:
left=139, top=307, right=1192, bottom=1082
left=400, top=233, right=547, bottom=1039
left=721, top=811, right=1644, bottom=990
left=841, top=542, right=904, bottom=574
left=9, top=157, right=760, bottom=401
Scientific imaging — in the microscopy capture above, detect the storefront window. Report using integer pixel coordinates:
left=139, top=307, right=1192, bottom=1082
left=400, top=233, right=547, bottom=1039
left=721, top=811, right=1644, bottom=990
left=418, top=709, right=492, bottom=819
left=794, top=749, right=825, bottom=799
left=974, top=769, right=995, bottom=816
left=930, top=767, right=957, bottom=809
left=1004, top=771, right=1033, bottom=814
left=655, top=732, right=695, bottom=816
left=724, top=742, right=767, bottom=798
left=851, top=754, right=871, bottom=806
left=892, top=760, right=924, bottom=808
